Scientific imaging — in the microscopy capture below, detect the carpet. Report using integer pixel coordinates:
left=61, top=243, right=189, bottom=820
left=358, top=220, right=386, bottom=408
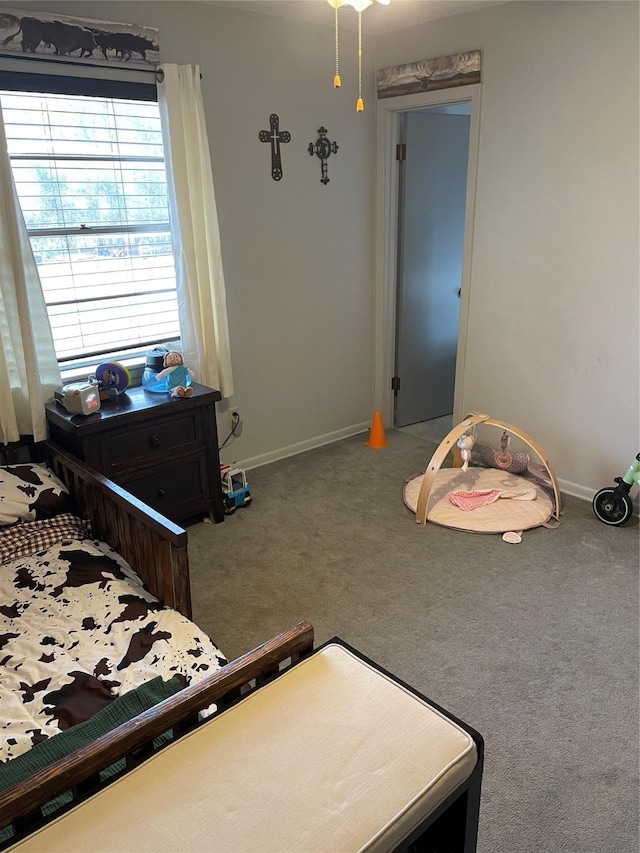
left=187, top=429, right=639, bottom=853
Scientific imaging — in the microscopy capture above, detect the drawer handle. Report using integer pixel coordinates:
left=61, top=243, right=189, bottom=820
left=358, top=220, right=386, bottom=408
left=150, top=434, right=162, bottom=447
left=157, top=488, right=166, bottom=497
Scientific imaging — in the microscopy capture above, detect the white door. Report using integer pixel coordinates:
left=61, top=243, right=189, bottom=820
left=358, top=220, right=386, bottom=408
left=395, top=108, right=471, bottom=427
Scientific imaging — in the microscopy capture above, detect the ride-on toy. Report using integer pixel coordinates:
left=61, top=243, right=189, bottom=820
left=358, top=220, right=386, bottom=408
left=592, top=452, right=640, bottom=526
left=220, top=465, right=252, bottom=515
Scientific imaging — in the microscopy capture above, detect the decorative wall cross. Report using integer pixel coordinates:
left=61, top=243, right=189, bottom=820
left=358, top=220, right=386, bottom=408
left=259, top=114, right=291, bottom=181
left=308, top=127, right=339, bottom=185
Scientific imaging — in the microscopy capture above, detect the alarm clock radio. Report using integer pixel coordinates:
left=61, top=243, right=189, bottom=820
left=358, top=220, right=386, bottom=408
left=55, top=382, right=101, bottom=416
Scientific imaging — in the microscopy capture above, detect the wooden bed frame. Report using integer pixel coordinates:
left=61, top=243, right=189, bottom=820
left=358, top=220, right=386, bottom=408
left=0, top=438, right=315, bottom=843
left=0, top=622, right=314, bottom=841
left=0, top=439, right=192, bottom=618
left=42, top=440, right=194, bottom=620
left=1, top=440, right=484, bottom=851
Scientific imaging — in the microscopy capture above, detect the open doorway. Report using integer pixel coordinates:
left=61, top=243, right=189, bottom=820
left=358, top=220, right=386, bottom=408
left=395, top=102, right=471, bottom=441
left=374, top=84, right=481, bottom=442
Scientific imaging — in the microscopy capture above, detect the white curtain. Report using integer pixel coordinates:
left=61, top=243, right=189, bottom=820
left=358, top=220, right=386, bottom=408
left=158, top=64, right=234, bottom=398
left=0, top=102, right=61, bottom=444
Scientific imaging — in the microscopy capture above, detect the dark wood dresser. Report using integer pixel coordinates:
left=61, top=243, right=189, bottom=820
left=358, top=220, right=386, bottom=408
left=46, top=382, right=225, bottom=524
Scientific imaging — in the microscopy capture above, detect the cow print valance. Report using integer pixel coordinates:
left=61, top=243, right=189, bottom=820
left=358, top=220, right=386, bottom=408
left=0, top=7, right=159, bottom=68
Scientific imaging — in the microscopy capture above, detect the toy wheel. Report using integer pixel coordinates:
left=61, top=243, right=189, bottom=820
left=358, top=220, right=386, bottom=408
left=243, top=491, right=252, bottom=507
left=592, top=488, right=634, bottom=526
left=223, top=497, right=236, bottom=516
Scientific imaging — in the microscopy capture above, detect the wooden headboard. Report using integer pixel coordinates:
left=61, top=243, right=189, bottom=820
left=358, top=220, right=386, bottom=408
left=0, top=436, right=37, bottom=465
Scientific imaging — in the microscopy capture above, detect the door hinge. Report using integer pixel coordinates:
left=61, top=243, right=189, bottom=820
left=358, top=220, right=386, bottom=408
left=391, top=376, right=401, bottom=391
left=396, top=144, right=406, bottom=162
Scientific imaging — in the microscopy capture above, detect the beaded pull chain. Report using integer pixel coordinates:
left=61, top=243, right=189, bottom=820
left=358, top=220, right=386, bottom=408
left=356, top=10, right=364, bottom=111
left=334, top=4, right=342, bottom=87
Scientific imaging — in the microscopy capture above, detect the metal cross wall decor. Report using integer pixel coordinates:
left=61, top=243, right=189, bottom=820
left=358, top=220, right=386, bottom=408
left=308, top=127, right=339, bottom=185
left=259, top=113, right=291, bottom=181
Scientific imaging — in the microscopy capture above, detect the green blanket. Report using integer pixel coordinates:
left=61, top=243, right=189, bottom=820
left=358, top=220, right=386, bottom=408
left=0, top=676, right=182, bottom=793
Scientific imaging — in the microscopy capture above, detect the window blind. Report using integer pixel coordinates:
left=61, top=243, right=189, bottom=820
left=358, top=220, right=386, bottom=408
left=0, top=88, right=179, bottom=365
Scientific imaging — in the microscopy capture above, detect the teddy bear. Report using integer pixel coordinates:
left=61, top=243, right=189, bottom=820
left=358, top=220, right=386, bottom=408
left=156, top=351, right=193, bottom=398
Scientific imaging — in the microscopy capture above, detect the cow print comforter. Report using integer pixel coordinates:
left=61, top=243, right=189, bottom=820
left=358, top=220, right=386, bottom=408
left=0, top=525, right=227, bottom=764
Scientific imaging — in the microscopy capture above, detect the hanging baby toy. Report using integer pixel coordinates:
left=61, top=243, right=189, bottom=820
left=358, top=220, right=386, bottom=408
left=156, top=351, right=193, bottom=398
left=457, top=431, right=475, bottom=472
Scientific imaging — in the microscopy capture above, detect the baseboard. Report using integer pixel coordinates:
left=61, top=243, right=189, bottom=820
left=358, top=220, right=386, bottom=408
left=230, top=432, right=638, bottom=517
left=234, top=422, right=370, bottom=471
left=552, top=478, right=638, bottom=516
left=557, top=478, right=594, bottom=504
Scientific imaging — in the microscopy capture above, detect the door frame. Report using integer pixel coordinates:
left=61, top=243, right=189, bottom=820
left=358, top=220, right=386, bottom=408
left=374, top=83, right=482, bottom=427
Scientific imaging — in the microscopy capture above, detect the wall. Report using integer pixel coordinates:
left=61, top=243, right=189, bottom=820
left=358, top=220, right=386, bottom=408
left=5, top=1, right=639, bottom=498
left=375, top=0, right=639, bottom=497
left=12, top=0, right=378, bottom=468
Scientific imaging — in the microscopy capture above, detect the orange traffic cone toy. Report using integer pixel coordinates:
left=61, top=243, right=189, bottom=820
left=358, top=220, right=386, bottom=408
left=365, top=411, right=388, bottom=449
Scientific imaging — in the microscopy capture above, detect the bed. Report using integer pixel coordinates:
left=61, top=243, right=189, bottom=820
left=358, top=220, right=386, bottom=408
left=0, top=439, right=315, bottom=847
left=0, top=440, right=483, bottom=852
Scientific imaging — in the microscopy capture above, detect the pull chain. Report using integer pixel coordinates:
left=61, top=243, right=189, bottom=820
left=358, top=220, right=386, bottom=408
left=334, top=4, right=341, bottom=87
left=356, top=10, right=364, bottom=111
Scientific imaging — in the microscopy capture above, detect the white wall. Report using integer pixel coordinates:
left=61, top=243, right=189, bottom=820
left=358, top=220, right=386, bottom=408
left=15, top=0, right=378, bottom=468
left=8, top=1, right=640, bottom=498
left=376, top=0, right=639, bottom=497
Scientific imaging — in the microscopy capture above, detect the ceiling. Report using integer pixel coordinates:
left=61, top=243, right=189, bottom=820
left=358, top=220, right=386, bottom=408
left=207, top=0, right=511, bottom=34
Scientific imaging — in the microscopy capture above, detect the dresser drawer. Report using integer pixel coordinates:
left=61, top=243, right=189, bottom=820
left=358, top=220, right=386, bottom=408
left=102, top=412, right=203, bottom=476
left=120, top=454, right=208, bottom=521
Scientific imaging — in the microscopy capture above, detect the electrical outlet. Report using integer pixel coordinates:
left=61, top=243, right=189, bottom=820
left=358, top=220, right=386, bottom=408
left=229, top=408, right=242, bottom=437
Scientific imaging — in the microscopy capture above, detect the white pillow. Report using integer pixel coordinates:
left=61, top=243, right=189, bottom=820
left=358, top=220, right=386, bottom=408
left=0, top=464, right=73, bottom=526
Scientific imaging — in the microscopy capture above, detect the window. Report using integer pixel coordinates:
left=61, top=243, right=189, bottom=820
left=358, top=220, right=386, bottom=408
left=0, top=83, right=179, bottom=370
